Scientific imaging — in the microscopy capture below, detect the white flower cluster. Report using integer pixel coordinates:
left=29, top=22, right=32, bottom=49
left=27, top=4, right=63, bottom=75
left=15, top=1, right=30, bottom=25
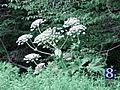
left=63, top=17, right=87, bottom=36
left=63, top=17, right=80, bottom=28
left=33, top=27, right=55, bottom=44
left=67, top=25, right=87, bottom=35
left=16, top=34, right=33, bottom=45
left=33, top=63, right=45, bottom=74
left=24, top=53, right=41, bottom=61
left=30, top=19, right=46, bottom=31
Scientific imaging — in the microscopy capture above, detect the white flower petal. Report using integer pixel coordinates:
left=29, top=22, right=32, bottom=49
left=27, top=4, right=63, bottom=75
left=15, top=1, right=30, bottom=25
left=82, top=32, right=86, bottom=35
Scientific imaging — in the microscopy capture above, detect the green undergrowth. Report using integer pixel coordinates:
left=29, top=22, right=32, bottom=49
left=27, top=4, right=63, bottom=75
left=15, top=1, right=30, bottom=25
left=0, top=62, right=120, bottom=90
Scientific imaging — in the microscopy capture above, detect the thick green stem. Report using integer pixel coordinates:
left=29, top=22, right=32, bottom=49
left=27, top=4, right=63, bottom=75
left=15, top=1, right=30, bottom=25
left=33, top=60, right=38, bottom=65
left=77, top=34, right=80, bottom=44
left=29, top=38, right=36, bottom=48
left=36, top=49, right=52, bottom=56
left=26, top=42, right=35, bottom=50
left=61, top=58, right=67, bottom=69
left=37, top=27, right=41, bottom=33
left=47, top=41, right=56, bottom=49
left=26, top=42, right=51, bottom=55
left=60, top=36, right=68, bottom=49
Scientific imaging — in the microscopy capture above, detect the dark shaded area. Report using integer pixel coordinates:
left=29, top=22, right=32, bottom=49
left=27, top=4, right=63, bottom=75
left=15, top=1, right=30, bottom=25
left=105, top=42, right=120, bottom=73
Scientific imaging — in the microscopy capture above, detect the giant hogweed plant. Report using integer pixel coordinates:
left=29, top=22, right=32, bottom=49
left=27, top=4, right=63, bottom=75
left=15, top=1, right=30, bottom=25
left=16, top=17, right=104, bottom=75
left=16, top=18, right=86, bottom=72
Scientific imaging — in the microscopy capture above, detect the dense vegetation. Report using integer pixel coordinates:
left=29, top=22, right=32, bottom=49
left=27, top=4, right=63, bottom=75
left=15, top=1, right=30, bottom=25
left=1, top=62, right=120, bottom=90
left=0, top=0, right=120, bottom=89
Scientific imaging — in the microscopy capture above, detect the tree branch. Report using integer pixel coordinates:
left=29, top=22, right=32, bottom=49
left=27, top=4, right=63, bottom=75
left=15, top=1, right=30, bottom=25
left=100, top=44, right=120, bottom=53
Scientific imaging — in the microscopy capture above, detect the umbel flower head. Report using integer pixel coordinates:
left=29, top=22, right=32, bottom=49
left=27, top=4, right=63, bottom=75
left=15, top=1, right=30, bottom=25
left=70, top=24, right=87, bottom=31
left=63, top=17, right=80, bottom=28
left=24, top=53, right=41, bottom=61
left=67, top=24, right=87, bottom=35
left=30, top=19, right=46, bottom=31
left=33, top=27, right=55, bottom=44
left=16, top=34, right=33, bottom=45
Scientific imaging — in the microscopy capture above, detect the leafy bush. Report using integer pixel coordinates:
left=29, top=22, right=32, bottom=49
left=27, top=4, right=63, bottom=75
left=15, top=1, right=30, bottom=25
left=0, top=62, right=119, bottom=90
